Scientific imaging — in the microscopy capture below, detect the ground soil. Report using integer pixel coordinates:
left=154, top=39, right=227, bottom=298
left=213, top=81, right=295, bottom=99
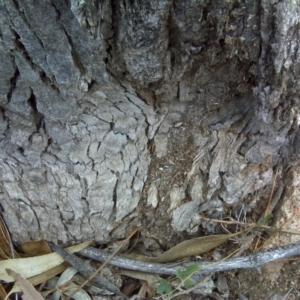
left=223, top=260, right=300, bottom=300
left=131, top=120, right=300, bottom=300
left=171, top=260, right=300, bottom=299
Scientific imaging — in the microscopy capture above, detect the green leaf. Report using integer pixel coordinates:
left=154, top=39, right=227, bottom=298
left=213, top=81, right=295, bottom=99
left=182, top=278, right=196, bottom=287
left=175, top=264, right=199, bottom=287
left=176, top=264, right=199, bottom=280
left=184, top=264, right=200, bottom=275
left=157, top=278, right=172, bottom=295
left=258, top=214, right=273, bottom=225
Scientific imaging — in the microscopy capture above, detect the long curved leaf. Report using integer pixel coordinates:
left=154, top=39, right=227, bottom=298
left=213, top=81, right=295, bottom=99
left=0, top=241, right=91, bottom=282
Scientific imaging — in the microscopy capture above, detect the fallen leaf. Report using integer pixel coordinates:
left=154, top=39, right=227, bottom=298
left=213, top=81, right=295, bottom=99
left=0, top=284, right=7, bottom=299
left=157, top=279, right=172, bottom=295
left=176, top=263, right=199, bottom=287
left=6, top=269, right=44, bottom=300
left=9, top=262, right=70, bottom=294
left=127, top=233, right=240, bottom=263
left=52, top=266, right=78, bottom=300
left=59, top=282, right=92, bottom=300
left=138, top=281, right=156, bottom=298
left=22, top=240, right=51, bottom=256
left=0, top=218, right=19, bottom=259
left=0, top=241, right=91, bottom=282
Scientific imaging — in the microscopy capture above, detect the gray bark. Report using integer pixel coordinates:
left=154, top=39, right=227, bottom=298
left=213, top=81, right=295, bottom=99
left=0, top=0, right=300, bottom=245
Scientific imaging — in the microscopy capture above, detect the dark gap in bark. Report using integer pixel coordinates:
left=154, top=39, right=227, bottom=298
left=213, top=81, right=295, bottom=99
left=88, top=79, right=96, bottom=91
left=134, top=91, right=150, bottom=106
left=0, top=107, right=6, bottom=121
left=104, top=40, right=113, bottom=68
left=202, top=6, right=210, bottom=22
left=18, top=146, right=24, bottom=155
left=7, top=68, right=20, bottom=104
left=37, top=70, right=52, bottom=85
left=12, top=0, right=20, bottom=11
left=107, top=0, right=127, bottom=80
left=147, top=138, right=155, bottom=154
left=39, top=70, right=46, bottom=79
left=61, top=27, right=88, bottom=78
left=131, top=167, right=138, bottom=190
left=112, top=177, right=118, bottom=215
left=11, top=29, right=31, bottom=62
left=219, top=38, right=225, bottom=48
left=81, top=177, right=88, bottom=200
left=27, top=90, right=43, bottom=130
left=51, top=0, right=62, bottom=21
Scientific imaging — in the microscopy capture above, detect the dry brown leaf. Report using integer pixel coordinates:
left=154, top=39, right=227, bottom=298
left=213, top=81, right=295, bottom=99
left=121, top=269, right=160, bottom=287
left=0, top=247, right=10, bottom=260
left=0, top=283, right=8, bottom=299
left=0, top=218, right=19, bottom=259
left=120, top=270, right=158, bottom=298
left=6, top=269, right=44, bottom=300
left=22, top=240, right=51, bottom=256
left=126, top=233, right=240, bottom=263
left=138, top=281, right=156, bottom=298
left=0, top=241, right=91, bottom=282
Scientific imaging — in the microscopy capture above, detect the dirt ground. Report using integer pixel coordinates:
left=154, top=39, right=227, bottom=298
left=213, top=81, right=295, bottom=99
left=121, top=244, right=300, bottom=300
left=169, top=259, right=300, bottom=299
left=224, top=260, right=300, bottom=300
left=131, top=119, right=300, bottom=300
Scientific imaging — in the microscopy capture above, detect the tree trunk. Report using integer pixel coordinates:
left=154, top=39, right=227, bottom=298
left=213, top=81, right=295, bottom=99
left=0, top=0, right=299, bottom=247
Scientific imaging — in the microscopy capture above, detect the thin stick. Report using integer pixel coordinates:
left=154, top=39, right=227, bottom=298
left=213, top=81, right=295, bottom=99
left=66, top=228, right=138, bottom=300
left=253, top=236, right=261, bottom=252
left=201, top=216, right=300, bottom=236
left=98, top=228, right=138, bottom=273
left=124, top=230, right=140, bottom=255
left=201, top=215, right=255, bottom=226
left=50, top=243, right=127, bottom=299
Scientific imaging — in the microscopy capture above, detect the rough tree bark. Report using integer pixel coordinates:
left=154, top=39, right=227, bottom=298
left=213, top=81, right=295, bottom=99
left=0, top=0, right=300, bottom=248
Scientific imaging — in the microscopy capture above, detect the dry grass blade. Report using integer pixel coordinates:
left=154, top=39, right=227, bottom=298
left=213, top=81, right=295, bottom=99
left=201, top=216, right=300, bottom=236
left=201, top=215, right=255, bottom=227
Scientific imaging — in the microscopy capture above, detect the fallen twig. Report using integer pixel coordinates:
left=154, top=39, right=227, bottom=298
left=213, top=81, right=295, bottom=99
left=50, top=244, right=128, bottom=299
left=79, top=241, right=300, bottom=281
left=200, top=216, right=300, bottom=236
left=66, top=228, right=138, bottom=300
